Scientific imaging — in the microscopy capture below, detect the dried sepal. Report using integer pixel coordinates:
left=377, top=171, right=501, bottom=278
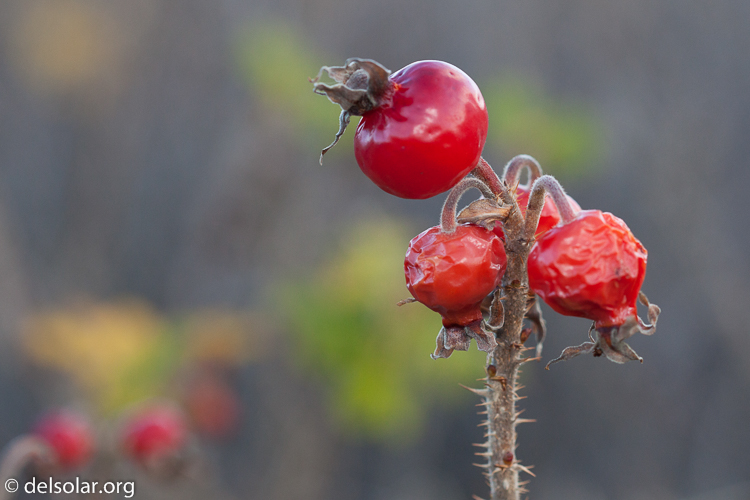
left=432, top=328, right=453, bottom=359
left=487, top=289, right=504, bottom=330
left=431, top=322, right=498, bottom=360
left=598, top=333, right=642, bottom=363
left=432, top=326, right=470, bottom=359
left=457, top=198, right=512, bottom=230
left=524, top=293, right=547, bottom=357
left=396, top=297, right=417, bottom=306
left=317, top=111, right=351, bottom=163
left=310, top=58, right=391, bottom=113
left=611, top=291, right=661, bottom=343
left=635, top=291, right=660, bottom=336
left=546, top=294, right=661, bottom=368
left=311, top=58, right=393, bottom=162
left=466, top=321, right=498, bottom=353
left=545, top=339, right=596, bottom=369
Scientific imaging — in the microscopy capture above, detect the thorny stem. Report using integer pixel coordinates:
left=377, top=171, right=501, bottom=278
left=502, top=155, right=542, bottom=188
left=525, top=175, right=577, bottom=239
left=475, top=157, right=546, bottom=500
left=440, top=177, right=495, bottom=233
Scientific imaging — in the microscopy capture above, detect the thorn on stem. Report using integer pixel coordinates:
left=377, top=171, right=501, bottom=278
left=460, top=384, right=489, bottom=397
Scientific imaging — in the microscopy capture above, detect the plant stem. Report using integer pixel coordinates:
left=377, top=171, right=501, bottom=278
left=502, top=155, right=542, bottom=187
left=440, top=177, right=495, bottom=233
left=468, top=158, right=534, bottom=500
left=526, top=175, right=576, bottom=238
left=473, top=157, right=505, bottom=197
left=0, top=436, right=52, bottom=500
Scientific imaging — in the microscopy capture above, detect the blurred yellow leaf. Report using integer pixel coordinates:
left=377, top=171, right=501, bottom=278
left=23, top=300, right=265, bottom=414
left=23, top=299, right=167, bottom=413
left=8, top=0, right=122, bottom=95
left=183, top=310, right=264, bottom=366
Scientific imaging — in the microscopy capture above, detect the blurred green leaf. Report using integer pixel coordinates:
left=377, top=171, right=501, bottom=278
left=482, top=75, right=605, bottom=178
left=235, top=21, right=355, bottom=159
left=277, top=218, right=487, bottom=444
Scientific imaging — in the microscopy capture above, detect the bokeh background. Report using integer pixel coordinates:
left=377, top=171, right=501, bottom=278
left=0, top=0, right=749, bottom=499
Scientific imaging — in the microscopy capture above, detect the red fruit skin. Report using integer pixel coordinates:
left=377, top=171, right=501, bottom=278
left=186, top=376, right=240, bottom=439
left=528, top=210, right=647, bottom=327
left=493, top=186, right=581, bottom=240
left=405, top=225, right=506, bottom=326
left=122, top=406, right=187, bottom=463
left=33, top=410, right=94, bottom=470
left=354, top=60, right=489, bottom=199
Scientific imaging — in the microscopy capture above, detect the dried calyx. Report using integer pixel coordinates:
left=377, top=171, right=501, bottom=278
left=310, top=58, right=393, bottom=162
left=546, top=292, right=661, bottom=368
left=432, top=321, right=498, bottom=360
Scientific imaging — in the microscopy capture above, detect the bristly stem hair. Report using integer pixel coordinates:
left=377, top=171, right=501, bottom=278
left=468, top=155, right=557, bottom=500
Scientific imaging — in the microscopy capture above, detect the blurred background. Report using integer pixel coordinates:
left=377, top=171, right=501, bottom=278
left=0, top=0, right=749, bottom=499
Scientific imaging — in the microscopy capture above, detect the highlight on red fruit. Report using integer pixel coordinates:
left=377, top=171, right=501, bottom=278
left=405, top=224, right=506, bottom=327
left=121, top=405, right=187, bottom=465
left=32, top=410, right=94, bottom=470
left=312, top=58, right=488, bottom=199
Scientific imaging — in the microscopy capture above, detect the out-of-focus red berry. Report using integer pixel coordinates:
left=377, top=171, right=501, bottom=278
left=121, top=406, right=187, bottom=464
left=405, top=224, right=506, bottom=327
left=185, top=375, right=240, bottom=439
left=33, top=410, right=94, bottom=470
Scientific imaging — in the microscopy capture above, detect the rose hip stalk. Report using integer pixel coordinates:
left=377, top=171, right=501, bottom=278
left=494, top=155, right=581, bottom=240
left=527, top=208, right=661, bottom=367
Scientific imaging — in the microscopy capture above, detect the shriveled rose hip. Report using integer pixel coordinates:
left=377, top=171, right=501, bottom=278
left=528, top=209, right=660, bottom=366
left=405, top=224, right=506, bottom=327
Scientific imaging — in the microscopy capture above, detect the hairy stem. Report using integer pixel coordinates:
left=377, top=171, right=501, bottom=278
left=440, top=177, right=495, bottom=233
left=502, top=155, right=542, bottom=187
left=0, top=436, right=53, bottom=500
left=478, top=158, right=540, bottom=500
left=525, top=175, right=576, bottom=239
left=473, top=157, right=507, bottom=199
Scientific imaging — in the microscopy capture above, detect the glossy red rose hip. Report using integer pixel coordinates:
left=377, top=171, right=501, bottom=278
left=528, top=209, right=646, bottom=327
left=355, top=61, right=488, bottom=199
left=313, top=58, right=488, bottom=199
left=33, top=410, right=94, bottom=470
left=405, top=224, right=506, bottom=326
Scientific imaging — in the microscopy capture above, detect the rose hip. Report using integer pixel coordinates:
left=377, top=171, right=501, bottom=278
left=33, top=410, right=94, bottom=470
